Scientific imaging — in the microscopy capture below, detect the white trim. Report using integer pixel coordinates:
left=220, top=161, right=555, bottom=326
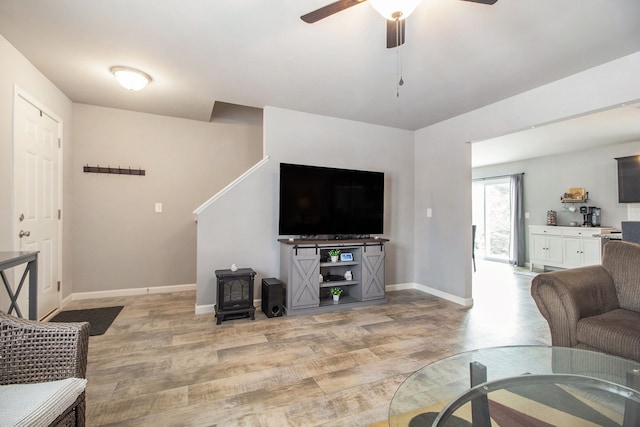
left=63, top=281, right=470, bottom=313
left=195, top=303, right=216, bottom=315
left=70, top=283, right=196, bottom=301
left=61, top=293, right=73, bottom=307
left=197, top=284, right=473, bottom=315
left=386, top=282, right=473, bottom=307
left=193, top=156, right=270, bottom=215
left=385, top=282, right=416, bottom=291
left=13, top=86, right=64, bottom=123
left=195, top=298, right=263, bottom=315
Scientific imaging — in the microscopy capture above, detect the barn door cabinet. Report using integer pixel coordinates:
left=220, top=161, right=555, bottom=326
left=279, top=238, right=388, bottom=315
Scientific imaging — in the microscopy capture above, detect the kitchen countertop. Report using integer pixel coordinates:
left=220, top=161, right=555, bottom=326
left=600, top=232, right=622, bottom=239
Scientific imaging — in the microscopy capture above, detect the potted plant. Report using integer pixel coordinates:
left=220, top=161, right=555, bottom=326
left=330, top=287, right=343, bottom=303
left=328, top=249, right=341, bottom=262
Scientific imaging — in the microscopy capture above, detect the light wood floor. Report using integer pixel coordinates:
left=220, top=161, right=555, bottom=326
left=65, top=261, right=550, bottom=426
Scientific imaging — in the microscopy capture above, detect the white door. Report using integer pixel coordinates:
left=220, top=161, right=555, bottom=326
left=13, top=93, right=61, bottom=319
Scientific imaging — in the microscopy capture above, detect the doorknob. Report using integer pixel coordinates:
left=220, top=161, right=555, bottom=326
left=19, top=230, right=31, bottom=238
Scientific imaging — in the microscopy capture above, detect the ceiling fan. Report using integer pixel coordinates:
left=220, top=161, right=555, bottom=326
left=301, top=0, right=498, bottom=48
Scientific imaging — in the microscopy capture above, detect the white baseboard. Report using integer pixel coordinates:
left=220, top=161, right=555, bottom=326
left=195, top=284, right=472, bottom=314
left=195, top=303, right=216, bottom=315
left=385, top=282, right=417, bottom=291
left=68, top=282, right=471, bottom=314
left=61, top=293, right=73, bottom=307
left=386, top=282, right=473, bottom=307
left=70, top=283, right=197, bottom=301
left=195, top=298, right=263, bottom=315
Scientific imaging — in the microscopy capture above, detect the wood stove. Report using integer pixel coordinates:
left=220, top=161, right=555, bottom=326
left=214, top=268, right=256, bottom=324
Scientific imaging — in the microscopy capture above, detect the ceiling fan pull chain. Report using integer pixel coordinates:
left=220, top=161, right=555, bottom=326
left=396, top=18, right=400, bottom=97
left=396, top=52, right=400, bottom=97
left=396, top=18, right=404, bottom=97
left=399, top=47, right=404, bottom=87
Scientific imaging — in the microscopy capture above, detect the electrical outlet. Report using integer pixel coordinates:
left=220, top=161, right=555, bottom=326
left=155, top=202, right=163, bottom=213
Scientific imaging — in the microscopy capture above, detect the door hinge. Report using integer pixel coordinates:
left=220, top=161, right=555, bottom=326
left=58, top=138, right=61, bottom=149
left=57, top=281, right=61, bottom=292
left=58, top=209, right=61, bottom=220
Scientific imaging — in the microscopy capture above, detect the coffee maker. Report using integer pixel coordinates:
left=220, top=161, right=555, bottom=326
left=580, top=206, right=601, bottom=227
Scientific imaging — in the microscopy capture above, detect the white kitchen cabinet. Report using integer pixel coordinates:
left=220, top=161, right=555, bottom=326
left=529, top=225, right=612, bottom=270
left=562, top=237, right=602, bottom=267
left=530, top=233, right=564, bottom=265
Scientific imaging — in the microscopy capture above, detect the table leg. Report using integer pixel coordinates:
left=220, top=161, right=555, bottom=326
left=13, top=267, right=31, bottom=318
left=0, top=255, right=38, bottom=320
left=1, top=270, right=23, bottom=318
left=624, top=369, right=640, bottom=427
left=27, top=257, right=38, bottom=320
left=470, top=361, right=492, bottom=427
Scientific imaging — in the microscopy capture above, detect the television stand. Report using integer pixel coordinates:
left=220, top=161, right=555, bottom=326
left=295, top=234, right=373, bottom=240
left=278, top=238, right=388, bottom=315
left=333, top=234, right=370, bottom=240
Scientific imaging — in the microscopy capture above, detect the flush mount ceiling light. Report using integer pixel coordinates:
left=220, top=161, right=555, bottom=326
left=110, top=66, right=151, bottom=91
left=369, top=0, right=422, bottom=20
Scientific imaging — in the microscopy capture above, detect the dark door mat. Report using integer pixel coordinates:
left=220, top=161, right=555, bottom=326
left=50, top=306, right=123, bottom=336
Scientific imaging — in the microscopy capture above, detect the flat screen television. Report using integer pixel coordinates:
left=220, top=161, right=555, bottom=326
left=278, top=163, right=384, bottom=237
left=616, top=155, right=640, bottom=203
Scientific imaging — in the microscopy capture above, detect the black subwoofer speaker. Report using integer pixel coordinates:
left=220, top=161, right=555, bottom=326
left=262, top=278, right=284, bottom=318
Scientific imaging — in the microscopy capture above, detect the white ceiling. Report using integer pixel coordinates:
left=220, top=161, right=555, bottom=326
left=1, top=0, right=640, bottom=162
left=472, top=101, right=640, bottom=167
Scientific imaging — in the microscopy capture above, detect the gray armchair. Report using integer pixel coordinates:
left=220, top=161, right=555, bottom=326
left=0, top=311, right=89, bottom=426
left=531, top=240, right=640, bottom=362
left=622, top=221, right=640, bottom=244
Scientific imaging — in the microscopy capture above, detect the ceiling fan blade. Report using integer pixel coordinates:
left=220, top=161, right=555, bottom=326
left=301, top=0, right=367, bottom=24
left=460, top=0, right=498, bottom=4
left=386, top=19, right=405, bottom=49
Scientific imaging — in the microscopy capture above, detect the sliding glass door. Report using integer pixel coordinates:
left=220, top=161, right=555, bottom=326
left=472, top=178, right=512, bottom=262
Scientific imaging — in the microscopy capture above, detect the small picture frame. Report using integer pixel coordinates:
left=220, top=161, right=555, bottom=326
left=340, top=252, right=353, bottom=262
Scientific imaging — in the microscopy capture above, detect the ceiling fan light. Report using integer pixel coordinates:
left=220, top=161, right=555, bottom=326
left=370, top=0, right=422, bottom=20
left=110, top=66, right=151, bottom=91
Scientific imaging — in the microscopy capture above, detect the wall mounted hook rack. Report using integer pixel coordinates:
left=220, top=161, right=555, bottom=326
left=83, top=165, right=145, bottom=176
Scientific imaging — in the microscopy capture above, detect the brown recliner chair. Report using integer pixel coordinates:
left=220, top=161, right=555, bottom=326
left=531, top=240, right=640, bottom=362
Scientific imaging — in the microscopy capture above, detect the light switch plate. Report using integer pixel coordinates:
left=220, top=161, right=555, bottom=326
left=155, top=202, right=163, bottom=213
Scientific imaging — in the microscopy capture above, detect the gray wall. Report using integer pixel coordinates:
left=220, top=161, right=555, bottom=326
left=195, top=107, right=415, bottom=310
left=0, top=35, right=74, bottom=299
left=473, top=139, right=640, bottom=263
left=413, top=51, right=640, bottom=303
left=413, top=131, right=473, bottom=305
left=72, top=104, right=262, bottom=292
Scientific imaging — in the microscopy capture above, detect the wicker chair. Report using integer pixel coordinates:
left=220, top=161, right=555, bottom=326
left=0, top=311, right=89, bottom=427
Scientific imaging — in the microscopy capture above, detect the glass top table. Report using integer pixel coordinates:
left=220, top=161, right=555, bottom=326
left=389, top=346, right=640, bottom=426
